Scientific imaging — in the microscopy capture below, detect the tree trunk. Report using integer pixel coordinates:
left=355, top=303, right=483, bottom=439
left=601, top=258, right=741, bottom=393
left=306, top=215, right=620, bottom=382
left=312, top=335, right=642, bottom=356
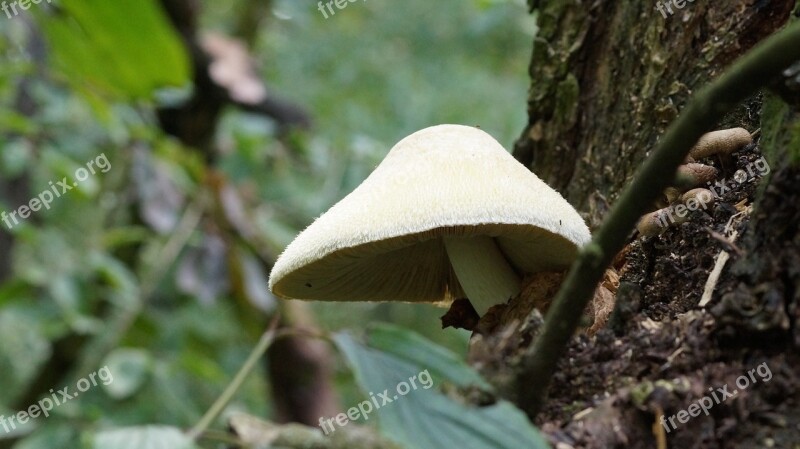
left=513, top=0, right=795, bottom=227
left=471, top=1, right=800, bottom=448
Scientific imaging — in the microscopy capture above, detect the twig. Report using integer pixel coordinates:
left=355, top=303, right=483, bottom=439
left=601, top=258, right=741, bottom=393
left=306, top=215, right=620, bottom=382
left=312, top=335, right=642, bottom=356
left=654, top=406, right=667, bottom=449
left=187, top=315, right=281, bottom=440
left=705, top=227, right=743, bottom=255
left=698, top=237, right=735, bottom=308
left=700, top=210, right=745, bottom=307
left=519, top=21, right=800, bottom=417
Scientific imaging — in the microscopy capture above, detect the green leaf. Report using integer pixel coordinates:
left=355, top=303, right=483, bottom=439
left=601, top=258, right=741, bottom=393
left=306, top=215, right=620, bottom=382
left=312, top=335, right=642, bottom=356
left=92, top=426, right=198, bottom=449
left=37, top=0, right=190, bottom=100
left=91, top=253, right=141, bottom=309
left=102, top=348, right=152, bottom=400
left=0, top=137, right=34, bottom=177
left=13, top=423, right=77, bottom=449
left=333, top=324, right=550, bottom=449
left=365, top=324, right=490, bottom=389
left=0, top=309, right=51, bottom=405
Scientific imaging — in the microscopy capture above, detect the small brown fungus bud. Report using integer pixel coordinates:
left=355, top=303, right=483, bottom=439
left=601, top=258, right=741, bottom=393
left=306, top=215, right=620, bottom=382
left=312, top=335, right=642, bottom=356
left=689, top=128, right=752, bottom=159
left=637, top=210, right=669, bottom=237
left=680, top=188, right=716, bottom=206
left=675, top=163, right=718, bottom=189
left=637, top=188, right=717, bottom=237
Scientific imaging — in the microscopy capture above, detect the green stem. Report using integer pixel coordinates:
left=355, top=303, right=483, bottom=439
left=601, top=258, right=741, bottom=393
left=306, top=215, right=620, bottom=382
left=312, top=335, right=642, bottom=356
left=187, top=317, right=280, bottom=440
left=520, top=21, right=800, bottom=417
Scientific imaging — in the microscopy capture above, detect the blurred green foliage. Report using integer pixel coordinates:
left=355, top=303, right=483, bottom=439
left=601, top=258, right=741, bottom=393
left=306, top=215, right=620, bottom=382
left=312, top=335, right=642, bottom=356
left=0, top=0, right=535, bottom=447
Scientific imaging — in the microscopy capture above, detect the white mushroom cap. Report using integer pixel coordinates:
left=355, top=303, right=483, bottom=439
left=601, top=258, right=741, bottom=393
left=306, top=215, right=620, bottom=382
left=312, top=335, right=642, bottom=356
left=269, top=124, right=590, bottom=306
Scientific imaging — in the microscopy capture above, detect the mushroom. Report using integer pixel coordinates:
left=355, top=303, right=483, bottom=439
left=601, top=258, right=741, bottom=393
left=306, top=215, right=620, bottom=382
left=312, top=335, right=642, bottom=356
left=637, top=188, right=716, bottom=237
left=268, top=124, right=591, bottom=315
left=688, top=127, right=752, bottom=159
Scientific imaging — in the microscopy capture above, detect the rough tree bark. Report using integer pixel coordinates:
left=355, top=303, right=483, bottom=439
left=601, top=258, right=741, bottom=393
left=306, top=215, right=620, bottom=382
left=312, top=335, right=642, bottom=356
left=470, top=1, right=800, bottom=448
left=513, top=0, right=795, bottom=227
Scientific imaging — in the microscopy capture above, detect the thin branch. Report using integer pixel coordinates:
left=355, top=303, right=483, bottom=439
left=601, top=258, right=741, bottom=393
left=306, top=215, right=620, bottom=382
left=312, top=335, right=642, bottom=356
left=520, top=21, right=800, bottom=417
left=187, top=315, right=281, bottom=440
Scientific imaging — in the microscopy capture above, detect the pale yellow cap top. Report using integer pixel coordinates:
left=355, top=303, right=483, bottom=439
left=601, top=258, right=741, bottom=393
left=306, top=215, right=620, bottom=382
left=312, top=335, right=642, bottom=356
left=269, top=124, right=591, bottom=304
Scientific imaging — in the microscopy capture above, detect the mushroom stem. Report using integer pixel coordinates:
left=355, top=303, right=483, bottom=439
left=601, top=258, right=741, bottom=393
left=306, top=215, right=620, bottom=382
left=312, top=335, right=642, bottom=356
left=444, top=236, right=522, bottom=315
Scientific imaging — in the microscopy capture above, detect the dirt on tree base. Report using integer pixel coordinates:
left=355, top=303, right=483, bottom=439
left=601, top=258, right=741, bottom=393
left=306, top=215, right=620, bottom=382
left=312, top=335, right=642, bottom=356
left=535, top=142, right=800, bottom=447
left=469, top=102, right=800, bottom=448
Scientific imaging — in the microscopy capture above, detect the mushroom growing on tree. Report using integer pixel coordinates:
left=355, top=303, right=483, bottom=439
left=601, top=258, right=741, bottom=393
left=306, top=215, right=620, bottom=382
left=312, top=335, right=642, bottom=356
left=269, top=124, right=591, bottom=315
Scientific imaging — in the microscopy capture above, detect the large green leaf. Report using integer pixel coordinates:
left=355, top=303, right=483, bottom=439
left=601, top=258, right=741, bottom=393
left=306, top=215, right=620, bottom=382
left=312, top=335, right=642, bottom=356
left=38, top=0, right=190, bottom=100
left=365, top=324, right=490, bottom=389
left=333, top=324, right=550, bottom=449
left=92, top=426, right=198, bottom=449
